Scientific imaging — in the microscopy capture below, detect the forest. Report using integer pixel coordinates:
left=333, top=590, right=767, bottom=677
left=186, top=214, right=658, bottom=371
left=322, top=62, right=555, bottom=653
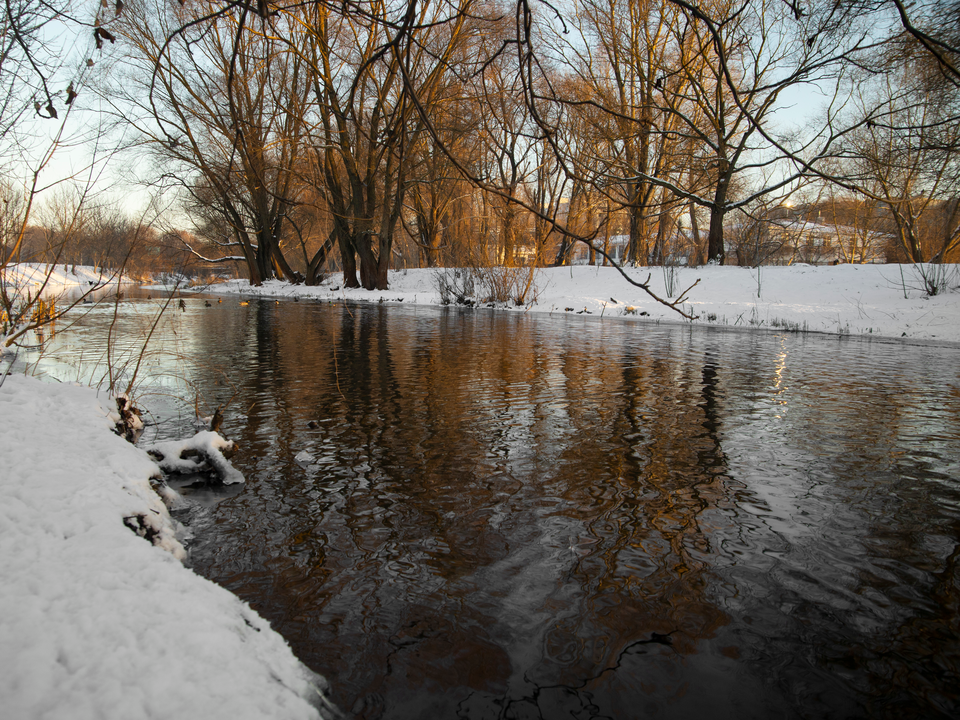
left=2, top=0, right=959, bottom=293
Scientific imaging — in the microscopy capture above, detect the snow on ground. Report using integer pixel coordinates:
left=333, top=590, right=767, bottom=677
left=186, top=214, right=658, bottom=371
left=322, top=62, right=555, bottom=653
left=2, top=263, right=139, bottom=294
left=0, top=375, right=340, bottom=720
left=200, top=263, right=960, bottom=344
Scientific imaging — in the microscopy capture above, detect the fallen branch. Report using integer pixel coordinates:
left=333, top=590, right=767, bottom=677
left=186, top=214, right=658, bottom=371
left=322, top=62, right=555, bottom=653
left=145, top=431, right=244, bottom=485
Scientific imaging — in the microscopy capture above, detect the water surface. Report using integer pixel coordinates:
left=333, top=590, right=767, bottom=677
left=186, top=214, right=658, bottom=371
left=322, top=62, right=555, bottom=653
left=29, top=295, right=960, bottom=719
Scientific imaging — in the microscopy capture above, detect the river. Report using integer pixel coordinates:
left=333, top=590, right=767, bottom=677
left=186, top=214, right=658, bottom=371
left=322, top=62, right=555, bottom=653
left=26, top=293, right=960, bottom=719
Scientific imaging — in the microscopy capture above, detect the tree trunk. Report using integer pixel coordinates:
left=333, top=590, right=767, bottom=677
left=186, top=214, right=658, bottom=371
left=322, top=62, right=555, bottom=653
left=501, top=206, right=517, bottom=266
left=237, top=230, right=262, bottom=285
left=339, top=233, right=360, bottom=288
left=707, top=172, right=729, bottom=265
left=356, top=234, right=379, bottom=290
left=707, top=205, right=725, bottom=265
left=255, top=239, right=272, bottom=283
left=306, top=232, right=336, bottom=285
left=376, top=252, right=390, bottom=290
left=652, top=205, right=674, bottom=266
left=689, top=202, right=703, bottom=266
left=553, top=236, right=573, bottom=266
left=626, top=184, right=647, bottom=265
left=271, top=242, right=299, bottom=283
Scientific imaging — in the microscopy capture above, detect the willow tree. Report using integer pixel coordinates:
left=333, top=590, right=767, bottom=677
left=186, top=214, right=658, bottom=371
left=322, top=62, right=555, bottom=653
left=556, top=0, right=693, bottom=265
left=292, top=0, right=476, bottom=290
left=403, top=35, right=484, bottom=268
left=113, top=0, right=309, bottom=285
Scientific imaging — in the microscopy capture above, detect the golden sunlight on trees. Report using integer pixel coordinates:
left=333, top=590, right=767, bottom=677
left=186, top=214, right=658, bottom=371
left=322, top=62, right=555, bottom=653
left=6, top=0, right=955, bottom=307
left=112, top=0, right=309, bottom=285
left=295, top=0, right=478, bottom=290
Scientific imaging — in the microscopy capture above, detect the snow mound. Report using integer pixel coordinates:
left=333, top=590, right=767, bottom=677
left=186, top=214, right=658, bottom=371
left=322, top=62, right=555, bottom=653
left=0, top=376, right=339, bottom=720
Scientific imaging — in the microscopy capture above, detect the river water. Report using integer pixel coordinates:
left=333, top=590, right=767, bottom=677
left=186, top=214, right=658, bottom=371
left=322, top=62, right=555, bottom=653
left=27, top=293, right=960, bottom=719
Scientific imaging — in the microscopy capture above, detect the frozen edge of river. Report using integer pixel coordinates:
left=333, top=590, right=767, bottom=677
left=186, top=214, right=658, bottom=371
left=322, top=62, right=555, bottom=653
left=0, top=374, right=342, bottom=720
left=185, top=264, right=960, bottom=346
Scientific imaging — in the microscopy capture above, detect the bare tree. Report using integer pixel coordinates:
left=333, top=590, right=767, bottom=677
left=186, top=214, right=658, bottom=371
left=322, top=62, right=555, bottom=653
left=113, top=0, right=310, bottom=285
left=1, top=0, right=121, bottom=351
left=123, top=0, right=958, bottom=310
left=554, top=0, right=696, bottom=265
left=292, top=0, right=475, bottom=289
left=0, top=0, right=75, bottom=143
left=404, top=96, right=480, bottom=267
left=873, top=0, right=960, bottom=84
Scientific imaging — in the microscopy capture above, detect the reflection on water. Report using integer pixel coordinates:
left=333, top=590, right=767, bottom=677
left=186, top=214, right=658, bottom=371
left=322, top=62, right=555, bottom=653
left=30, top=296, right=960, bottom=719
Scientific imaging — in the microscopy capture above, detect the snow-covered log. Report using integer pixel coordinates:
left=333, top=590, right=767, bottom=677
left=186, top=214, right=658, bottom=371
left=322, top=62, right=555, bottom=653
left=145, top=431, right=245, bottom=485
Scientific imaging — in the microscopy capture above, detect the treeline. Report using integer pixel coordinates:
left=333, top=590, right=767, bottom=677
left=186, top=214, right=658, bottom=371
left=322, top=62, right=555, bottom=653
left=8, top=0, right=960, bottom=292
left=0, top=183, right=210, bottom=280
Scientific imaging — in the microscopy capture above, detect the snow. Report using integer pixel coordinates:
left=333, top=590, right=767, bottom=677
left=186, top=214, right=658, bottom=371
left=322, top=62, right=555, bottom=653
left=203, top=263, right=960, bottom=344
left=2, top=263, right=138, bottom=294
left=145, top=431, right=246, bottom=485
left=1, top=263, right=144, bottom=349
left=0, top=375, right=340, bottom=720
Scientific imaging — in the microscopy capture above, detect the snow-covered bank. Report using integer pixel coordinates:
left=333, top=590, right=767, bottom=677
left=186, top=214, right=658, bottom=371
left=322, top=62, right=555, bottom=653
left=205, top=263, right=960, bottom=344
left=2, top=263, right=140, bottom=294
left=0, top=376, right=339, bottom=720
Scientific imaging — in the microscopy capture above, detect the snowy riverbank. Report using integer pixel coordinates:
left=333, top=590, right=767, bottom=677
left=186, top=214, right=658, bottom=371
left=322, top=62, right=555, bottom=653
left=0, top=375, right=340, bottom=720
left=2, top=263, right=141, bottom=294
left=201, top=263, right=960, bottom=345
